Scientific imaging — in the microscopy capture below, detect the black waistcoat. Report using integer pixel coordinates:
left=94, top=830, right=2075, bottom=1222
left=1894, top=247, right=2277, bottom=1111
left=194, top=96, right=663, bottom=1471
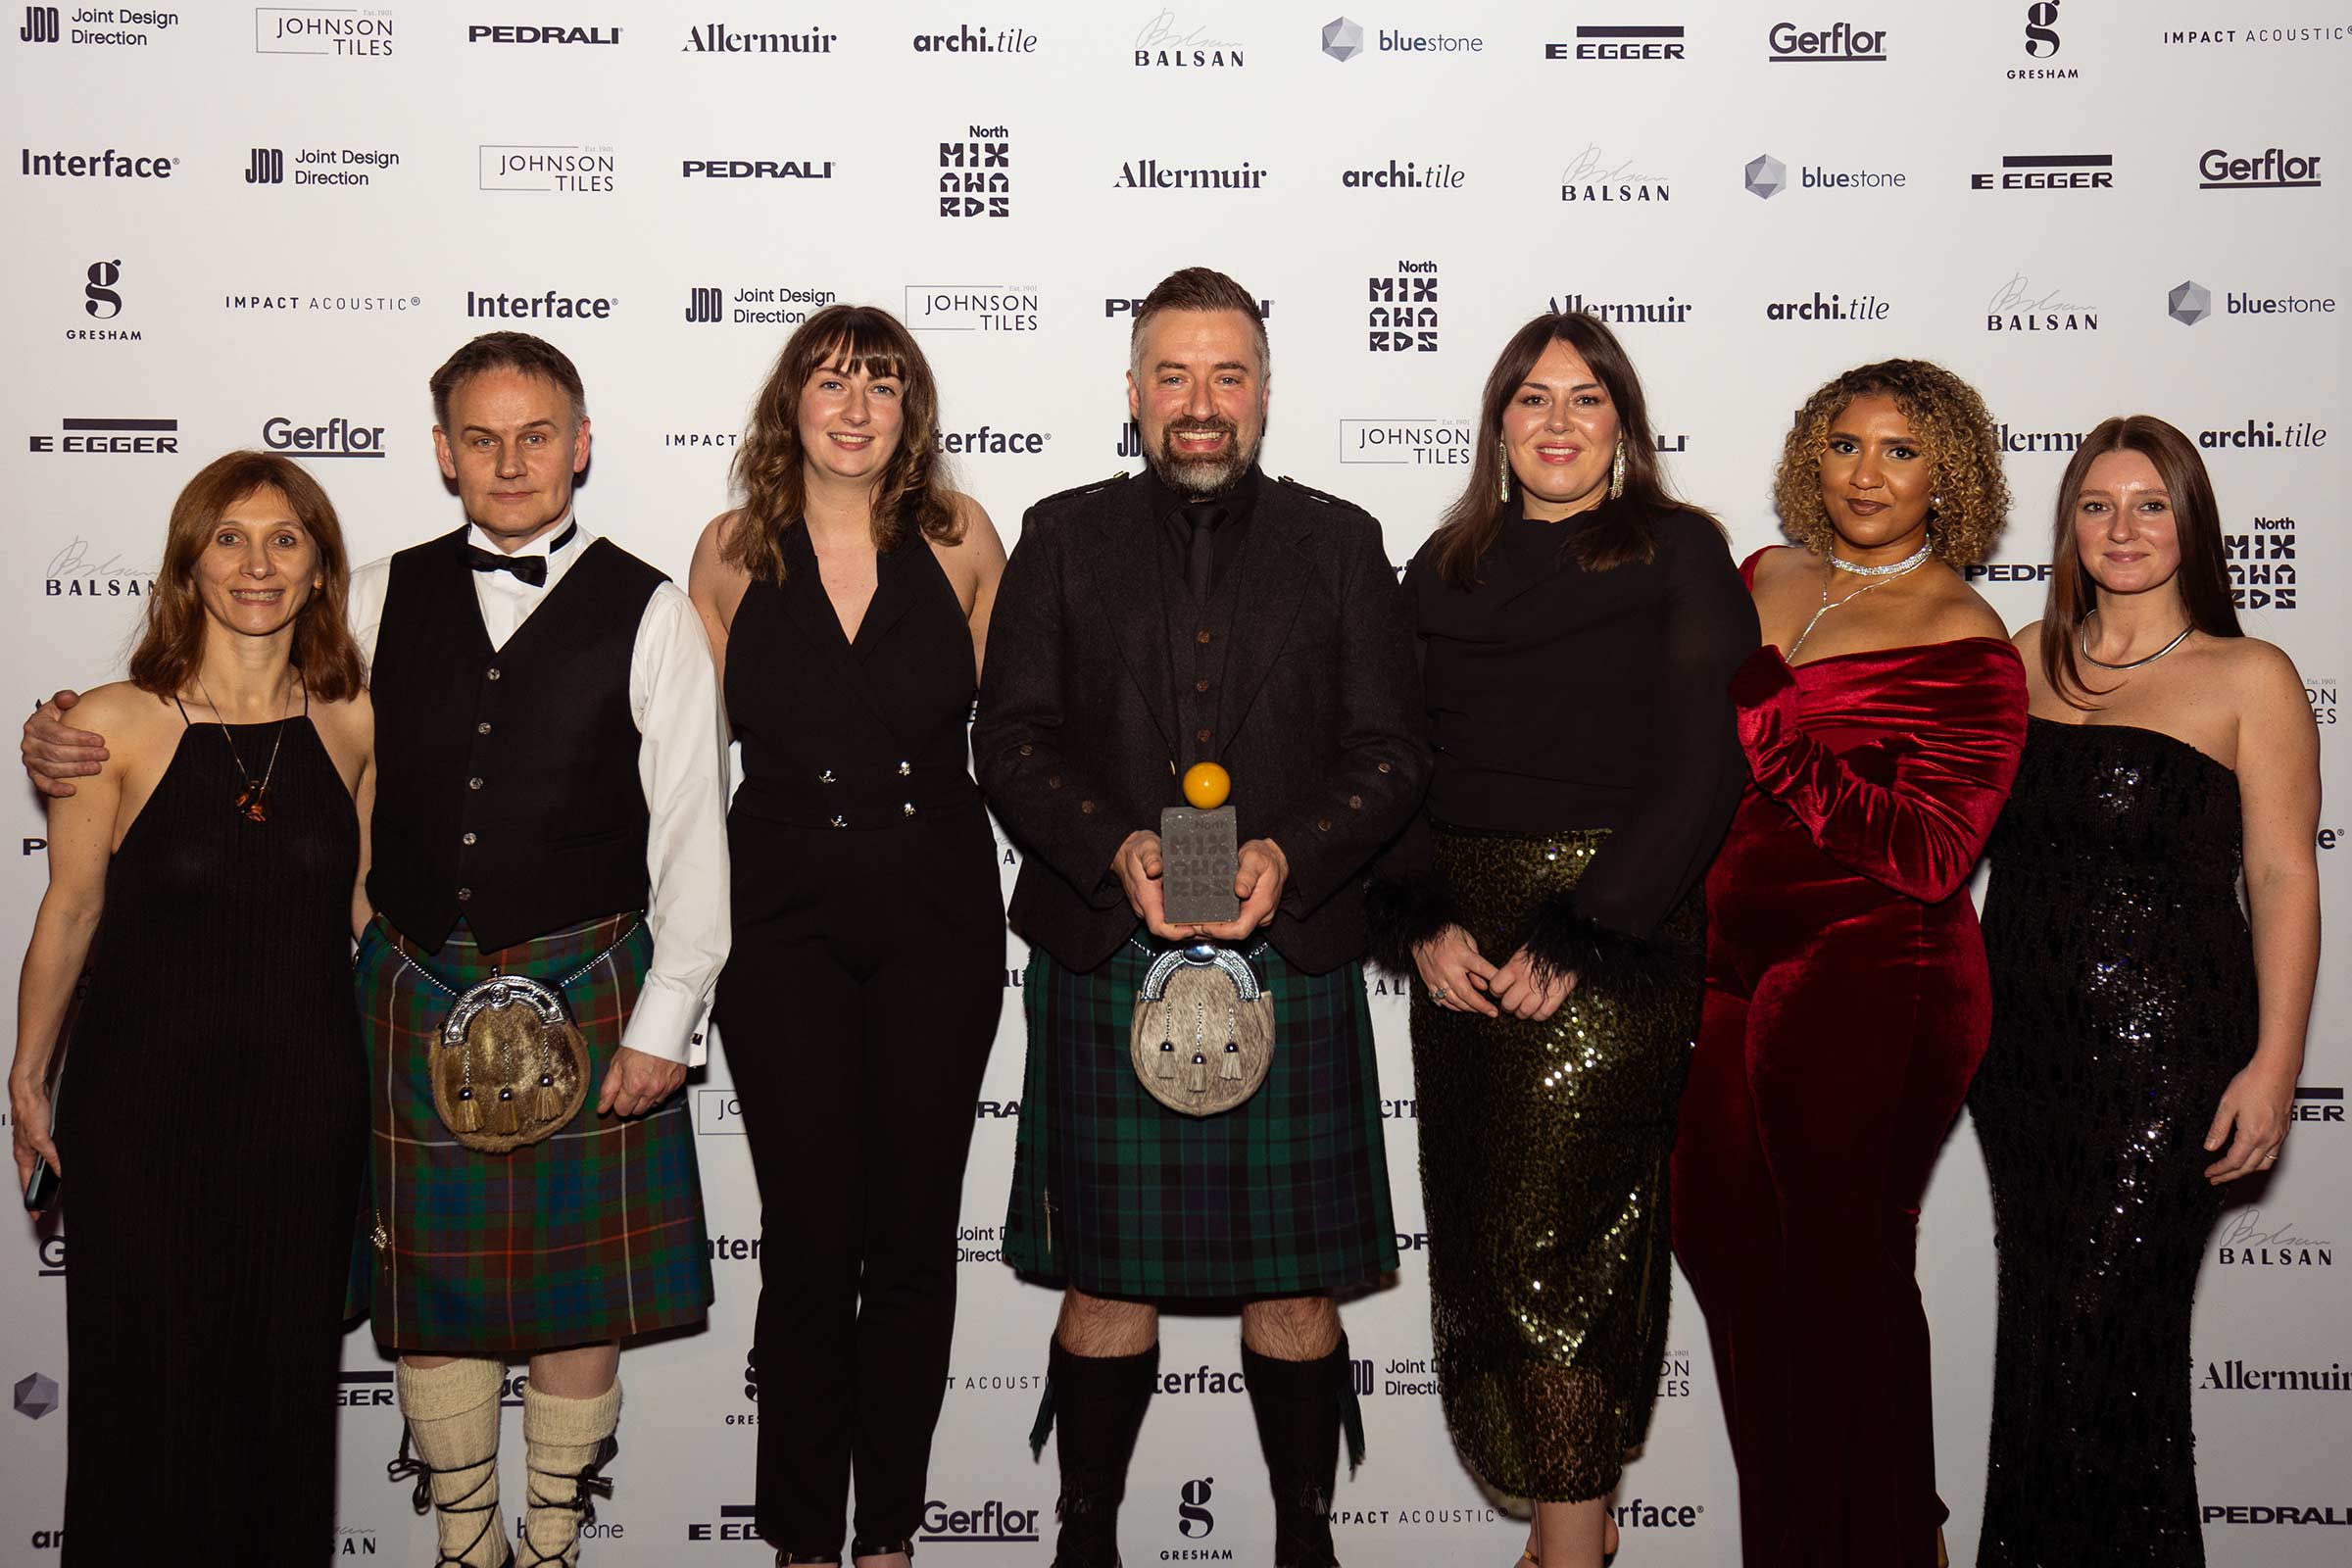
left=367, top=527, right=666, bottom=952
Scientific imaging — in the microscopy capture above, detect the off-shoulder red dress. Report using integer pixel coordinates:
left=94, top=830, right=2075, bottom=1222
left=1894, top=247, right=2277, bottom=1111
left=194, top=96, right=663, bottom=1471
left=1672, top=550, right=2027, bottom=1567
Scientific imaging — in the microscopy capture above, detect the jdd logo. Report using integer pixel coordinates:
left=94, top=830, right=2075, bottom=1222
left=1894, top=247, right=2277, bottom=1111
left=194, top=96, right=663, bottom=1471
left=23, top=6, right=60, bottom=42
left=1178, top=1477, right=1215, bottom=1538
left=247, top=148, right=285, bottom=185
left=686, top=287, right=723, bottom=324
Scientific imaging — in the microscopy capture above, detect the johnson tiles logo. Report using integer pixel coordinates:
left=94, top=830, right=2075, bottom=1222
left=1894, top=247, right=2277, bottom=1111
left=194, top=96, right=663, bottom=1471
left=479, top=144, right=615, bottom=194
left=1546, top=24, right=1687, bottom=61
left=21, top=4, right=179, bottom=44
left=256, top=7, right=393, bottom=58
left=906, top=285, right=1040, bottom=334
left=1340, top=419, right=1472, bottom=466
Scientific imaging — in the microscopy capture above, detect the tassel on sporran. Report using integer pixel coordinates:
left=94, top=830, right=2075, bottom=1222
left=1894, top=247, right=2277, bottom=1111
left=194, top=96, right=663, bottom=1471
left=1129, top=942, right=1274, bottom=1117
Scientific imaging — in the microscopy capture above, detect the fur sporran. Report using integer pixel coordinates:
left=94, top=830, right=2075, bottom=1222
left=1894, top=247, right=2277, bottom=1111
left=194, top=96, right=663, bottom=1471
left=427, top=975, right=591, bottom=1153
left=1129, top=943, right=1275, bottom=1116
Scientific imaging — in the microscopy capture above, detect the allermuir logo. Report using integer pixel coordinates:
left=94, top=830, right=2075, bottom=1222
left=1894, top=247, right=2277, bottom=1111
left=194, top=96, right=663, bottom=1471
left=1986, top=273, right=2098, bottom=331
left=906, top=285, right=1040, bottom=333
left=2199, top=147, right=2324, bottom=190
left=1340, top=420, right=1473, bottom=466
left=1766, top=22, right=1886, bottom=61
left=479, top=145, right=615, bottom=193
left=2200, top=1358, right=2351, bottom=1392
left=256, top=7, right=393, bottom=58
left=1550, top=290, right=1692, bottom=326
left=466, top=24, right=622, bottom=45
left=1113, top=157, right=1264, bottom=191
left=27, top=416, right=178, bottom=455
left=682, top=24, right=836, bottom=55
left=1545, top=24, right=1687, bottom=61
left=20, top=146, right=175, bottom=179
left=1970, top=153, right=2112, bottom=191
left=680, top=156, right=835, bottom=180
left=262, top=416, right=385, bottom=459
left=919, top=1499, right=1042, bottom=1545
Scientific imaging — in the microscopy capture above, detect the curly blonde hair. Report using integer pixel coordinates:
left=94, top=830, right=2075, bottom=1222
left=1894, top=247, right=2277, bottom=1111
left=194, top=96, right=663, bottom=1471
left=1773, top=359, right=2009, bottom=567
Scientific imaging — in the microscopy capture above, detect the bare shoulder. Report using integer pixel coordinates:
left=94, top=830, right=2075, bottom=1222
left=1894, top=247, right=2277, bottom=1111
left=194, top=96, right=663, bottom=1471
left=2213, top=634, right=2310, bottom=715
left=692, top=511, right=749, bottom=577
left=936, top=491, right=1006, bottom=561
left=65, top=680, right=173, bottom=737
left=2011, top=618, right=2044, bottom=657
left=309, top=687, right=373, bottom=749
left=1748, top=543, right=1810, bottom=589
left=1920, top=568, right=2010, bottom=644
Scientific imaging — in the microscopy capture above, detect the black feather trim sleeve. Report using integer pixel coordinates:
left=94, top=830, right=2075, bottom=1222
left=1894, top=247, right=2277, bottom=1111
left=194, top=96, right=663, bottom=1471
left=1360, top=868, right=1461, bottom=978
left=1517, top=892, right=1697, bottom=996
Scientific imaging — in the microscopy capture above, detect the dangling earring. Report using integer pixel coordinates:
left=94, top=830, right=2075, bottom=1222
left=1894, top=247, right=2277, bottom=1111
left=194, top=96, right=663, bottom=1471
left=1495, top=439, right=1510, bottom=506
left=1607, top=438, right=1627, bottom=501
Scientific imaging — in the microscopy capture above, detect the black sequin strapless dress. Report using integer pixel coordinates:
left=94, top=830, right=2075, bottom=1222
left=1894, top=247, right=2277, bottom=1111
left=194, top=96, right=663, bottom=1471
left=1970, top=719, right=2257, bottom=1567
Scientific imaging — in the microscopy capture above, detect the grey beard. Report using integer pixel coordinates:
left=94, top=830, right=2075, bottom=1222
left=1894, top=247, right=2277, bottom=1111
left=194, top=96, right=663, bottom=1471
left=1148, top=431, right=1257, bottom=497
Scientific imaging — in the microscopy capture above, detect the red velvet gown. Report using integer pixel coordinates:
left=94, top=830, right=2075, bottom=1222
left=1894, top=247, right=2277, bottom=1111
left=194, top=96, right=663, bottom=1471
left=1672, top=551, right=2027, bottom=1567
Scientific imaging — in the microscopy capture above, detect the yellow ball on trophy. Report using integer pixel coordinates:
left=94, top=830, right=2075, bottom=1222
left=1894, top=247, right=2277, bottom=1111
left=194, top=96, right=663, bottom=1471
left=1181, top=761, right=1231, bottom=809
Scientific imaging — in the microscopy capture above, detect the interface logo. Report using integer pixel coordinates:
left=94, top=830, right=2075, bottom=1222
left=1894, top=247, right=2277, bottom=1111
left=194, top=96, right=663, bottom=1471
left=256, top=7, right=394, bottom=57
left=466, top=290, right=615, bottom=320
left=1767, top=22, right=1885, bottom=61
left=82, top=259, right=122, bottom=319
left=479, top=145, right=615, bottom=194
left=1546, top=24, right=1686, bottom=61
left=263, top=416, right=385, bottom=459
left=1744, top=154, right=1787, bottom=198
left=2168, top=280, right=2213, bottom=325
left=1321, top=16, right=1362, bottom=60
left=14, top=1372, right=58, bottom=1419
left=2199, top=147, right=2323, bottom=190
left=940, top=123, right=1010, bottom=218
left=20, top=146, right=175, bottom=179
left=1970, top=153, right=2112, bottom=190
left=1178, top=1477, right=1215, bottom=1538
left=1369, top=259, right=1438, bottom=352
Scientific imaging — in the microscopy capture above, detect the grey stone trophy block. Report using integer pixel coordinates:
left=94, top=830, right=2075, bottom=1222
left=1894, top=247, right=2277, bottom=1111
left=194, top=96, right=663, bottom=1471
left=1160, top=804, right=1241, bottom=924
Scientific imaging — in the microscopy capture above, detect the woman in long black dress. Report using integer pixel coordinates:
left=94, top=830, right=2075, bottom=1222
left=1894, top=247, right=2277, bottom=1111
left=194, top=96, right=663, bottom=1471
left=1972, top=416, right=2319, bottom=1566
left=1365, top=313, right=1755, bottom=1568
left=8, top=451, right=373, bottom=1563
left=687, top=305, right=1006, bottom=1568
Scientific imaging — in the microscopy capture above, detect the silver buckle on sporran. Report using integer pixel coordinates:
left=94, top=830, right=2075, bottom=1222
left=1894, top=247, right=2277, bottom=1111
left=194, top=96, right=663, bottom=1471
left=427, top=974, right=591, bottom=1153
left=1129, top=941, right=1275, bottom=1117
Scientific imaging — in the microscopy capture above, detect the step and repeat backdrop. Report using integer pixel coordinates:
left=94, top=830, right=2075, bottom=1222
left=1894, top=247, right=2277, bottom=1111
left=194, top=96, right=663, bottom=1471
left=2, top=2, right=2346, bottom=1563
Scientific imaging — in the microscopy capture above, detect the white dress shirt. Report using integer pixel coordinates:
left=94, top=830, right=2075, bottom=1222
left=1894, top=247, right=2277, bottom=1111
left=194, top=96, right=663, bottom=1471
left=346, top=514, right=731, bottom=1066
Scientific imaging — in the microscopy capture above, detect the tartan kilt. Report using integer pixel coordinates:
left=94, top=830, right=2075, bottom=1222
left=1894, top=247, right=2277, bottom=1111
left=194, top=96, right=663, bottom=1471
left=357, top=912, right=712, bottom=1352
left=1004, top=939, right=1397, bottom=1299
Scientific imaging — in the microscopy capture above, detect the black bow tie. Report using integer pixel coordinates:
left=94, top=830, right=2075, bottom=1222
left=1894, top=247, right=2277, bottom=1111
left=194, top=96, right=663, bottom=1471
left=466, top=522, right=576, bottom=588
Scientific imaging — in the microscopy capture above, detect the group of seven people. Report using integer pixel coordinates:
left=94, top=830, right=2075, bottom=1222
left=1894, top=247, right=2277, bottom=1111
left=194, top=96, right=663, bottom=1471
left=8, top=266, right=2318, bottom=1568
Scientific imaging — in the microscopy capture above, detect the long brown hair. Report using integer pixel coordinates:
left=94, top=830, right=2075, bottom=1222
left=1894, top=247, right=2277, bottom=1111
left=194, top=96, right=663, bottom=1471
left=1429, top=312, right=1700, bottom=587
left=2042, top=415, right=2241, bottom=709
left=127, top=451, right=366, bottom=702
left=724, top=304, right=961, bottom=583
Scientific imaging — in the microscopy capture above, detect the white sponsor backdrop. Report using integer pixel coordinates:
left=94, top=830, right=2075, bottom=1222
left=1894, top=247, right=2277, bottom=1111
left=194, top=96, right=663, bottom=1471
left=2, top=2, right=2347, bottom=1562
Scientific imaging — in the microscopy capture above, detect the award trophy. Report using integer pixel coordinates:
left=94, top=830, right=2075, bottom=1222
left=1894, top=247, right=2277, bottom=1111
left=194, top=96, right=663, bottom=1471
left=1159, top=762, right=1240, bottom=925
left=1133, top=760, right=1274, bottom=1115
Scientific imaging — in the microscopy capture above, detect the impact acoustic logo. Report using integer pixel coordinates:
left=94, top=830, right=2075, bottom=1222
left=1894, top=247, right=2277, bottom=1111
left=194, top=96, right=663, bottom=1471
left=256, top=7, right=393, bottom=57
left=21, top=4, right=178, bottom=44
left=940, top=123, right=1010, bottom=218
left=2199, top=147, right=2323, bottom=190
left=1546, top=24, right=1687, bottom=61
left=1767, top=21, right=1885, bottom=61
left=1763, top=289, right=1890, bottom=323
left=913, top=22, right=1037, bottom=53
left=1369, top=260, right=1438, bottom=352
left=71, top=258, right=138, bottom=344
left=335, top=1369, right=395, bottom=1407
left=685, top=282, right=835, bottom=327
left=223, top=289, right=420, bottom=314
left=1971, top=153, right=2111, bottom=191
left=263, top=416, right=384, bottom=459
left=1342, top=157, right=1464, bottom=191
left=2199, top=417, right=2327, bottom=451
left=1113, top=156, right=1264, bottom=191
left=2171, top=279, right=2336, bottom=326
left=466, top=289, right=615, bottom=320
left=682, top=23, right=835, bottom=54
left=1341, top=420, right=1472, bottom=466
left=681, top=155, right=834, bottom=182
left=906, top=285, right=1040, bottom=333
left=14, top=1372, right=59, bottom=1419
left=28, top=416, right=176, bottom=456
left=2163, top=25, right=2352, bottom=47
left=479, top=145, right=615, bottom=194
left=1135, top=9, right=1242, bottom=67
left=1986, top=273, right=2097, bottom=332
left=466, top=24, right=621, bottom=45
left=2294, top=1085, right=2344, bottom=1123
left=2213, top=1209, right=2332, bottom=1266
left=2200, top=1358, right=2350, bottom=1393
left=2226, top=514, right=2297, bottom=610
left=1562, top=143, right=1669, bottom=204
left=20, top=145, right=174, bottom=180
left=245, top=146, right=400, bottom=187
left=2012, top=1, right=2075, bottom=78
left=1323, top=17, right=1484, bottom=59
left=921, top=1499, right=1041, bottom=1546
left=1551, top=289, right=1692, bottom=326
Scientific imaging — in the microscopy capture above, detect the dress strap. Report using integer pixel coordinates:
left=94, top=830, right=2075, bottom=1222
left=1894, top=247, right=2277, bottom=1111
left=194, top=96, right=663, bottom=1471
left=170, top=694, right=192, bottom=727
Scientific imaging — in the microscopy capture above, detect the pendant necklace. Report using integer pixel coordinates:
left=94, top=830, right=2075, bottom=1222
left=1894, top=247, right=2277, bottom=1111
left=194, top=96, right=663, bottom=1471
left=194, top=673, right=297, bottom=823
left=2080, top=609, right=2193, bottom=671
left=1787, top=534, right=1934, bottom=661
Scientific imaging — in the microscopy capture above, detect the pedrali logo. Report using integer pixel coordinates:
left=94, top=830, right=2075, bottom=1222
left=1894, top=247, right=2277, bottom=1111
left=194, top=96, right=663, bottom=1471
left=682, top=23, right=835, bottom=54
left=1767, top=22, right=1886, bottom=61
left=1561, top=143, right=1669, bottom=203
left=940, top=123, right=1010, bottom=219
left=467, top=24, right=621, bottom=45
left=1986, top=273, right=2097, bottom=332
left=263, top=416, right=385, bottom=459
left=1104, top=295, right=1273, bottom=319
left=247, top=146, right=401, bottom=187
left=686, top=283, right=836, bottom=327
left=1971, top=153, right=2112, bottom=191
left=1369, top=260, right=1439, bottom=352
left=1764, top=289, right=1890, bottom=322
left=2200, top=1358, right=2350, bottom=1392
left=1550, top=290, right=1692, bottom=325
left=257, top=7, right=392, bottom=58
left=1135, top=9, right=1243, bottom=67
left=479, top=145, right=614, bottom=194
left=921, top=1499, right=1041, bottom=1545
left=2226, top=515, right=2298, bottom=610
left=906, top=285, right=1040, bottom=333
left=2201, top=1503, right=2352, bottom=1526
left=1342, top=158, right=1464, bottom=190
left=681, top=156, right=835, bottom=180
left=2199, top=147, right=2323, bottom=190
left=23, top=4, right=177, bottom=44
left=1548, top=24, right=1685, bottom=61
left=1966, top=563, right=2055, bottom=582
left=28, top=416, right=177, bottom=455
left=1114, top=157, right=1263, bottom=191
left=466, top=290, right=615, bottom=320
left=2213, top=1208, right=2331, bottom=1265
left=913, top=23, right=1037, bottom=53
left=1178, top=1478, right=1216, bottom=1538
left=21, top=146, right=174, bottom=179
left=1341, top=419, right=1472, bottom=466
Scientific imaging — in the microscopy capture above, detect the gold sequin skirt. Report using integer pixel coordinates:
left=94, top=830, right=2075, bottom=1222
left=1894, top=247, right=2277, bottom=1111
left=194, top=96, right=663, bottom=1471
left=1411, top=822, right=1704, bottom=1501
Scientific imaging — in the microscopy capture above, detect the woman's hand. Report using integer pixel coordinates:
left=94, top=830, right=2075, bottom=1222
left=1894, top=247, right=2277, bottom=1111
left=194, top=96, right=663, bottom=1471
left=2203, top=1056, right=2297, bottom=1183
left=1489, top=948, right=1578, bottom=1022
left=10, top=1069, right=61, bottom=1198
left=1411, top=925, right=1499, bottom=1016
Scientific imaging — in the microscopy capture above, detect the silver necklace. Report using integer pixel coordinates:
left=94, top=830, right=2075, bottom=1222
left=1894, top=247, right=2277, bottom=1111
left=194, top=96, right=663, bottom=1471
left=193, top=672, right=296, bottom=822
left=2080, top=610, right=2193, bottom=671
left=1787, top=539, right=1934, bottom=660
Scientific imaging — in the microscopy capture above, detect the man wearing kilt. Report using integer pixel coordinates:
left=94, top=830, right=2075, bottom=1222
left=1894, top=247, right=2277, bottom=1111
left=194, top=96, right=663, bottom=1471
left=974, top=268, right=1428, bottom=1568
left=353, top=334, right=728, bottom=1567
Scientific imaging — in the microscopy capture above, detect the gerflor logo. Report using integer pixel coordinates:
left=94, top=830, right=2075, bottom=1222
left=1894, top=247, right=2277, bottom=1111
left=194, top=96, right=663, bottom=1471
left=1766, top=22, right=1886, bottom=62
left=2199, top=147, right=2324, bottom=190
left=263, top=416, right=386, bottom=459
left=1368, top=260, right=1438, bottom=352
left=940, top=124, right=1010, bottom=218
left=2293, top=1085, right=2344, bottom=1123
left=920, top=1499, right=1042, bottom=1545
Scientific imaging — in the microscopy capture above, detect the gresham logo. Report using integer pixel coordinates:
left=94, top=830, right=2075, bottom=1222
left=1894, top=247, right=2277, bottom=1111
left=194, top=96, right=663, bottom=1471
left=941, top=124, right=1010, bottom=218
left=1134, top=9, right=1243, bottom=67
left=28, top=416, right=177, bottom=456
left=685, top=283, right=836, bottom=327
left=681, top=156, right=834, bottom=180
left=1763, top=290, right=1891, bottom=322
left=20, top=145, right=174, bottom=179
left=256, top=7, right=393, bottom=58
left=2200, top=1358, right=2350, bottom=1392
left=1178, top=1477, right=1216, bottom=1538
left=1550, top=290, right=1692, bottom=326
left=2213, top=1208, right=2332, bottom=1266
left=920, top=1499, right=1041, bottom=1545
left=2013, top=1, right=2075, bottom=76
left=246, top=146, right=400, bottom=187
left=478, top=145, right=614, bottom=194
left=1767, top=22, right=1886, bottom=62
left=1986, top=273, right=2097, bottom=332
left=21, top=4, right=178, bottom=44
left=1562, top=143, right=1669, bottom=203
left=914, top=23, right=1036, bottom=53
left=1113, top=157, right=1264, bottom=191
left=906, top=285, right=1039, bottom=333
left=466, top=290, right=616, bottom=320
left=1546, top=24, right=1687, bottom=61
left=263, top=416, right=385, bottom=459
left=466, top=24, right=622, bottom=45
left=1342, top=159, right=1465, bottom=190
left=72, top=258, right=139, bottom=344
left=1341, top=420, right=1472, bottom=466
left=1971, top=153, right=2111, bottom=190
left=1369, top=259, right=1438, bottom=352
left=2200, top=147, right=2324, bottom=190
left=2226, top=515, right=2297, bottom=610
left=683, top=23, right=834, bottom=54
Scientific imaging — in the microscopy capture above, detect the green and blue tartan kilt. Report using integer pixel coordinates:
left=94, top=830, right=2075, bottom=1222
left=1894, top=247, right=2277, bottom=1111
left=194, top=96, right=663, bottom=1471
left=356, top=912, right=712, bottom=1353
left=1004, top=939, right=1398, bottom=1299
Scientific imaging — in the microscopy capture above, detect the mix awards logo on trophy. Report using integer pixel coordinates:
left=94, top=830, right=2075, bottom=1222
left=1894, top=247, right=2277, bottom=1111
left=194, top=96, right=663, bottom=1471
left=1133, top=763, right=1275, bottom=1115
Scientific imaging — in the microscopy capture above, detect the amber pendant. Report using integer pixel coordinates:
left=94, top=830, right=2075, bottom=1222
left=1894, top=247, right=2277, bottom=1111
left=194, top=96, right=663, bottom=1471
left=232, top=781, right=270, bottom=823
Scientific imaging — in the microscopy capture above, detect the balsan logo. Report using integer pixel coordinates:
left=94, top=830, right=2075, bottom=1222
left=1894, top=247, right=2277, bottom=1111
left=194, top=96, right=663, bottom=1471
left=223, top=289, right=420, bottom=314
left=2200, top=147, right=2323, bottom=190
left=2213, top=1208, right=2332, bottom=1266
left=1369, top=260, right=1439, bottom=352
left=2226, top=514, right=2297, bottom=610
left=2200, top=1358, right=2350, bottom=1393
left=1135, top=9, right=1243, bottom=67
left=1987, top=273, right=2097, bottom=332
left=940, top=123, right=1010, bottom=218
left=682, top=23, right=834, bottom=54
left=479, top=145, right=614, bottom=194
left=1341, top=420, right=1472, bottom=466
left=246, top=145, right=400, bottom=187
left=28, top=416, right=177, bottom=456
left=71, top=258, right=139, bottom=344
left=913, top=23, right=1037, bottom=54
left=20, top=145, right=174, bottom=179
left=1971, top=152, right=2112, bottom=191
left=2293, top=1084, right=2344, bottom=1123
left=921, top=1499, right=1041, bottom=1546
left=256, top=7, right=393, bottom=58
left=14, top=1372, right=59, bottom=1419
left=681, top=155, right=834, bottom=181
left=1562, top=143, right=1669, bottom=204
left=1323, top=17, right=1484, bottom=59
left=466, top=289, right=614, bottom=320
left=1547, top=24, right=1687, bottom=61
left=1342, top=157, right=1464, bottom=191
left=906, top=284, right=1039, bottom=333
left=1764, top=289, right=1891, bottom=323
left=21, top=5, right=178, bottom=44
left=1114, top=156, right=1264, bottom=191
left=685, top=282, right=836, bottom=327
left=466, top=24, right=621, bottom=45
left=2171, top=278, right=2336, bottom=325
left=1550, top=289, right=1692, bottom=326
left=2013, top=1, right=2075, bottom=77
left=263, top=416, right=384, bottom=459
left=331, top=1527, right=381, bottom=1557
left=1767, top=22, right=1886, bottom=61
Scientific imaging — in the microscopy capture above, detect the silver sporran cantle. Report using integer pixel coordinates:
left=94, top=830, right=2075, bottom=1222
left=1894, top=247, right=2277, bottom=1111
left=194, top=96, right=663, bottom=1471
left=427, top=974, right=591, bottom=1153
left=1130, top=941, right=1274, bottom=1116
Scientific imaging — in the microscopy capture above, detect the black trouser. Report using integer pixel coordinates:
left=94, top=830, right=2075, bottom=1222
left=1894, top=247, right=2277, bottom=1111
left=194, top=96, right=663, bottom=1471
left=716, top=807, right=1004, bottom=1555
